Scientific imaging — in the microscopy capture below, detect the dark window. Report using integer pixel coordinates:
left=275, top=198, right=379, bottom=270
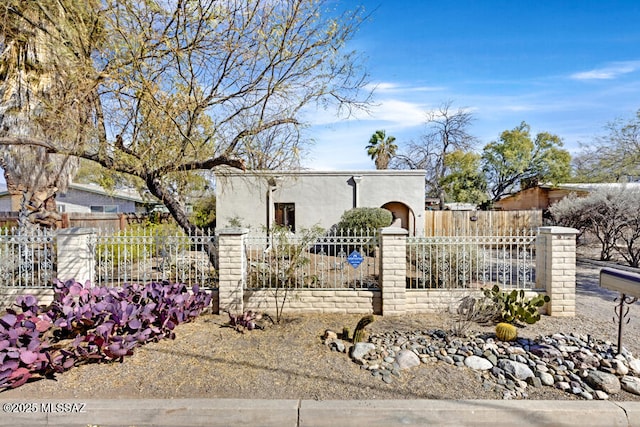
left=274, top=203, right=295, bottom=232
left=90, top=205, right=119, bottom=213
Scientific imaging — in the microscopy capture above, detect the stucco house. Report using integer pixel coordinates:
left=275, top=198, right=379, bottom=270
left=215, top=170, right=426, bottom=236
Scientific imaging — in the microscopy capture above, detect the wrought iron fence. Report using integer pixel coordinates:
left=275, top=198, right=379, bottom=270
left=0, top=227, right=56, bottom=288
left=90, top=228, right=218, bottom=288
left=406, top=228, right=537, bottom=290
left=244, top=228, right=379, bottom=290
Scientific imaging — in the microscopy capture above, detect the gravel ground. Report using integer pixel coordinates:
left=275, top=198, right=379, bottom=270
left=2, top=260, right=639, bottom=401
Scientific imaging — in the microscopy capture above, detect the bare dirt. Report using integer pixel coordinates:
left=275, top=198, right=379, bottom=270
left=2, top=260, right=639, bottom=401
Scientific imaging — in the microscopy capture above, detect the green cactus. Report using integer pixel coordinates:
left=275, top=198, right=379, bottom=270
left=352, top=314, right=375, bottom=343
left=482, top=285, right=550, bottom=325
left=495, top=322, right=518, bottom=341
left=342, top=326, right=351, bottom=341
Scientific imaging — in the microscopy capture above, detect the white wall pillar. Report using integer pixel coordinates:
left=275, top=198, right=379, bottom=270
left=536, top=226, right=579, bottom=317
left=217, top=228, right=248, bottom=314
left=379, top=226, right=408, bottom=316
left=56, top=227, right=97, bottom=284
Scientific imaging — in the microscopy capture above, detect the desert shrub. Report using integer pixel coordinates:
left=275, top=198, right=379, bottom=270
left=550, top=186, right=640, bottom=267
left=336, top=207, right=392, bottom=232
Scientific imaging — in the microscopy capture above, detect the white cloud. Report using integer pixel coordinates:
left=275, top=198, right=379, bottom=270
left=364, top=82, right=445, bottom=93
left=570, top=61, right=640, bottom=80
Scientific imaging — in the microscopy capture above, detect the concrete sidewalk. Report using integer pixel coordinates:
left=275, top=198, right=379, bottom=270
left=0, top=399, right=638, bottom=427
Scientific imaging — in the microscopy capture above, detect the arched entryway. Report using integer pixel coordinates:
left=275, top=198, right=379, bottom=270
left=381, top=201, right=415, bottom=235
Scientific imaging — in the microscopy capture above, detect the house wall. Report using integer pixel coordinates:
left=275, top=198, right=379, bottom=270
left=495, top=187, right=549, bottom=210
left=57, top=187, right=139, bottom=213
left=216, top=170, right=426, bottom=235
left=0, top=197, right=12, bottom=211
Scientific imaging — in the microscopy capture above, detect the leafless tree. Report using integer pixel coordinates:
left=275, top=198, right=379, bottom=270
left=391, top=101, right=477, bottom=205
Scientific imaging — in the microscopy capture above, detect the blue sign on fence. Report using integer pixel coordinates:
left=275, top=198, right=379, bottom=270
left=347, top=250, right=364, bottom=269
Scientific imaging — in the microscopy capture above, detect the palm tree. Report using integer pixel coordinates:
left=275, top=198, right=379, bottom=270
left=366, top=130, right=398, bottom=169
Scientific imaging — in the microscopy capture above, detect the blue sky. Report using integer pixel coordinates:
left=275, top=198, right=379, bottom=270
left=302, top=0, right=640, bottom=170
left=2, top=1, right=639, bottom=189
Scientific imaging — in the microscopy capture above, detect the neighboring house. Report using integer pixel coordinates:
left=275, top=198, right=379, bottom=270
left=495, top=183, right=640, bottom=211
left=215, top=170, right=427, bottom=236
left=0, top=182, right=151, bottom=214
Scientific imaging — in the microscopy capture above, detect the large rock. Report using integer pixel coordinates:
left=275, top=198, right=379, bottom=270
left=529, top=344, right=562, bottom=360
left=498, top=359, right=534, bottom=380
left=464, top=355, right=493, bottom=371
left=621, top=376, right=640, bottom=396
left=585, top=370, right=621, bottom=394
left=350, top=342, right=375, bottom=361
left=396, top=349, right=421, bottom=370
left=628, top=358, right=640, bottom=375
left=536, top=371, right=555, bottom=386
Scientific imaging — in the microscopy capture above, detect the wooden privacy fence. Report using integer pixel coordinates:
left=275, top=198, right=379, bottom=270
left=0, top=212, right=173, bottom=231
left=424, top=209, right=543, bottom=235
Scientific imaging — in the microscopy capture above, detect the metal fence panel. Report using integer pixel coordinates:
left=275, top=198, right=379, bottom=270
left=245, top=229, right=380, bottom=290
left=91, top=228, right=218, bottom=288
left=407, top=228, right=537, bottom=290
left=0, top=228, right=56, bottom=288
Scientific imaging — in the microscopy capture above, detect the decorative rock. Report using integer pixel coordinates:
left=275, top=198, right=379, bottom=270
left=396, top=349, right=421, bottom=370
left=612, top=360, right=629, bottom=376
left=628, top=358, right=640, bottom=375
left=621, top=375, right=640, bottom=396
left=323, top=330, right=338, bottom=342
left=350, top=342, right=376, bottom=361
left=594, top=390, right=609, bottom=400
left=498, top=359, right=534, bottom=380
left=536, top=372, right=555, bottom=386
left=330, top=340, right=346, bottom=353
left=530, top=344, right=562, bottom=360
left=527, top=376, right=542, bottom=388
left=465, top=355, right=493, bottom=371
left=580, top=391, right=593, bottom=400
left=585, top=370, right=621, bottom=395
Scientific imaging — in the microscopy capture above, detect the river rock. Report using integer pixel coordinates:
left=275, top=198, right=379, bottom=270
left=350, top=342, right=376, bottom=361
left=611, top=360, right=629, bottom=376
left=396, top=349, right=420, bottom=370
left=628, top=358, right=640, bottom=375
left=465, top=355, right=493, bottom=370
left=498, top=359, right=534, bottom=380
left=585, top=370, right=621, bottom=394
left=621, top=376, right=640, bottom=396
left=530, top=344, right=562, bottom=360
left=536, top=371, right=555, bottom=386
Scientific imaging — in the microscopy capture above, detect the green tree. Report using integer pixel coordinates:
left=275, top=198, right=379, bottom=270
left=366, top=130, right=397, bottom=169
left=0, top=0, right=370, bottom=237
left=482, top=122, right=571, bottom=202
left=573, top=110, right=640, bottom=183
left=439, top=150, right=487, bottom=204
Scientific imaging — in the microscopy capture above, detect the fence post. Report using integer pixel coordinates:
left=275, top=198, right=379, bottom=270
left=56, top=227, right=97, bottom=284
left=217, top=228, right=248, bottom=314
left=536, top=226, right=579, bottom=317
left=379, top=226, right=409, bottom=316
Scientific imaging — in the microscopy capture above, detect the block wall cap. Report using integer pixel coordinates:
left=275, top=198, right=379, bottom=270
left=537, top=226, right=579, bottom=235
